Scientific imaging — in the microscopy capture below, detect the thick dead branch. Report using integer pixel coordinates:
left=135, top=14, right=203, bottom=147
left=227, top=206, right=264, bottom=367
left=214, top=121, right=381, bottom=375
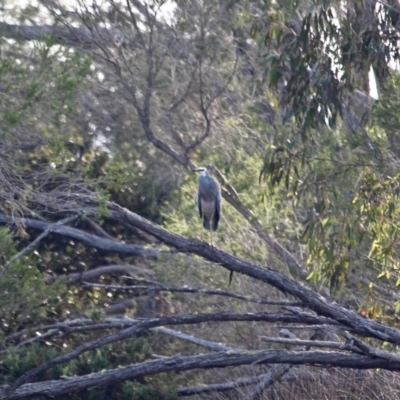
left=5, top=311, right=338, bottom=396
left=3, top=350, right=400, bottom=399
left=210, top=164, right=307, bottom=281
left=0, top=214, right=158, bottom=259
left=101, top=201, right=400, bottom=344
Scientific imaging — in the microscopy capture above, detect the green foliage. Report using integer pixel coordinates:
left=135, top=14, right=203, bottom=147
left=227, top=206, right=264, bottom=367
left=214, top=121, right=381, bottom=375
left=373, top=74, right=400, bottom=136
left=249, top=0, right=397, bottom=134
left=0, top=344, right=63, bottom=383
left=121, top=383, right=177, bottom=400
left=0, top=228, right=66, bottom=334
left=74, top=337, right=153, bottom=374
left=104, top=152, right=171, bottom=222
left=257, top=64, right=400, bottom=299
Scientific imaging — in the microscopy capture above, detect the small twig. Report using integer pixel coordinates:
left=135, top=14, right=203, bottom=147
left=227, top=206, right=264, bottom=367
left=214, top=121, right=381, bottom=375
left=48, top=264, right=154, bottom=285
left=0, top=215, right=79, bottom=280
left=153, top=327, right=239, bottom=352
left=276, top=325, right=326, bottom=330
left=244, top=365, right=291, bottom=400
left=177, top=372, right=282, bottom=397
left=5, top=318, right=96, bottom=342
left=177, top=369, right=331, bottom=396
left=244, top=329, right=302, bottom=400
left=260, top=336, right=351, bottom=351
left=85, top=218, right=115, bottom=240
left=84, top=278, right=301, bottom=306
left=342, top=332, right=400, bottom=362
left=4, top=318, right=240, bottom=354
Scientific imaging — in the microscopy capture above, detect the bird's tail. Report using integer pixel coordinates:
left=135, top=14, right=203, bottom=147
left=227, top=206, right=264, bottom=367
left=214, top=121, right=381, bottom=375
left=203, top=217, right=211, bottom=230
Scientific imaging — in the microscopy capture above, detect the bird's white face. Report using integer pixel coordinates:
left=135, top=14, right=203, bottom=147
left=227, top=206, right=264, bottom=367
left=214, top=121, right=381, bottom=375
left=193, top=167, right=207, bottom=174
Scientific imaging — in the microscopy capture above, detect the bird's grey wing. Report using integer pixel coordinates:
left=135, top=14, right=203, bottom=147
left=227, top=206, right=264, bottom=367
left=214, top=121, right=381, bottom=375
left=197, top=191, right=202, bottom=218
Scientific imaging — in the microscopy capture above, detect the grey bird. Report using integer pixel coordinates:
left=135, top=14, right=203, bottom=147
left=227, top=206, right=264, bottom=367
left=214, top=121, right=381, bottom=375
left=193, top=167, right=221, bottom=243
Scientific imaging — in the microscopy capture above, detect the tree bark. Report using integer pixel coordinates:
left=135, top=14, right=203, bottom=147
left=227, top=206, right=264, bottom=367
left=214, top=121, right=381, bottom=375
left=2, top=350, right=400, bottom=399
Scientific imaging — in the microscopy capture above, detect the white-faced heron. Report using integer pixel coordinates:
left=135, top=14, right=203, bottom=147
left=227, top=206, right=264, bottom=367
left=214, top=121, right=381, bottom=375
left=193, top=167, right=221, bottom=245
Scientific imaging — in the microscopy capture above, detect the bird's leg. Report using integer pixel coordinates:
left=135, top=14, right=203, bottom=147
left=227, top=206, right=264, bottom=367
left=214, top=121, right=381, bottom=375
left=210, top=212, right=214, bottom=246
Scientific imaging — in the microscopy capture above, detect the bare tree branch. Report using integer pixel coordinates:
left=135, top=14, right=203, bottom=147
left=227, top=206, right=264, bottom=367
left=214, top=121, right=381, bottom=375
left=244, top=328, right=303, bottom=400
left=47, top=264, right=151, bottom=284
left=101, top=201, right=400, bottom=344
left=83, top=279, right=301, bottom=306
left=0, top=214, right=158, bottom=259
left=244, top=365, right=292, bottom=400
left=260, top=336, right=355, bottom=352
left=83, top=218, right=117, bottom=240
left=177, top=373, right=277, bottom=397
left=5, top=310, right=338, bottom=396
left=2, top=349, right=400, bottom=399
left=0, top=214, right=79, bottom=280
left=210, top=164, right=308, bottom=282
left=5, top=318, right=240, bottom=354
left=177, top=369, right=330, bottom=397
left=153, top=327, right=239, bottom=352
